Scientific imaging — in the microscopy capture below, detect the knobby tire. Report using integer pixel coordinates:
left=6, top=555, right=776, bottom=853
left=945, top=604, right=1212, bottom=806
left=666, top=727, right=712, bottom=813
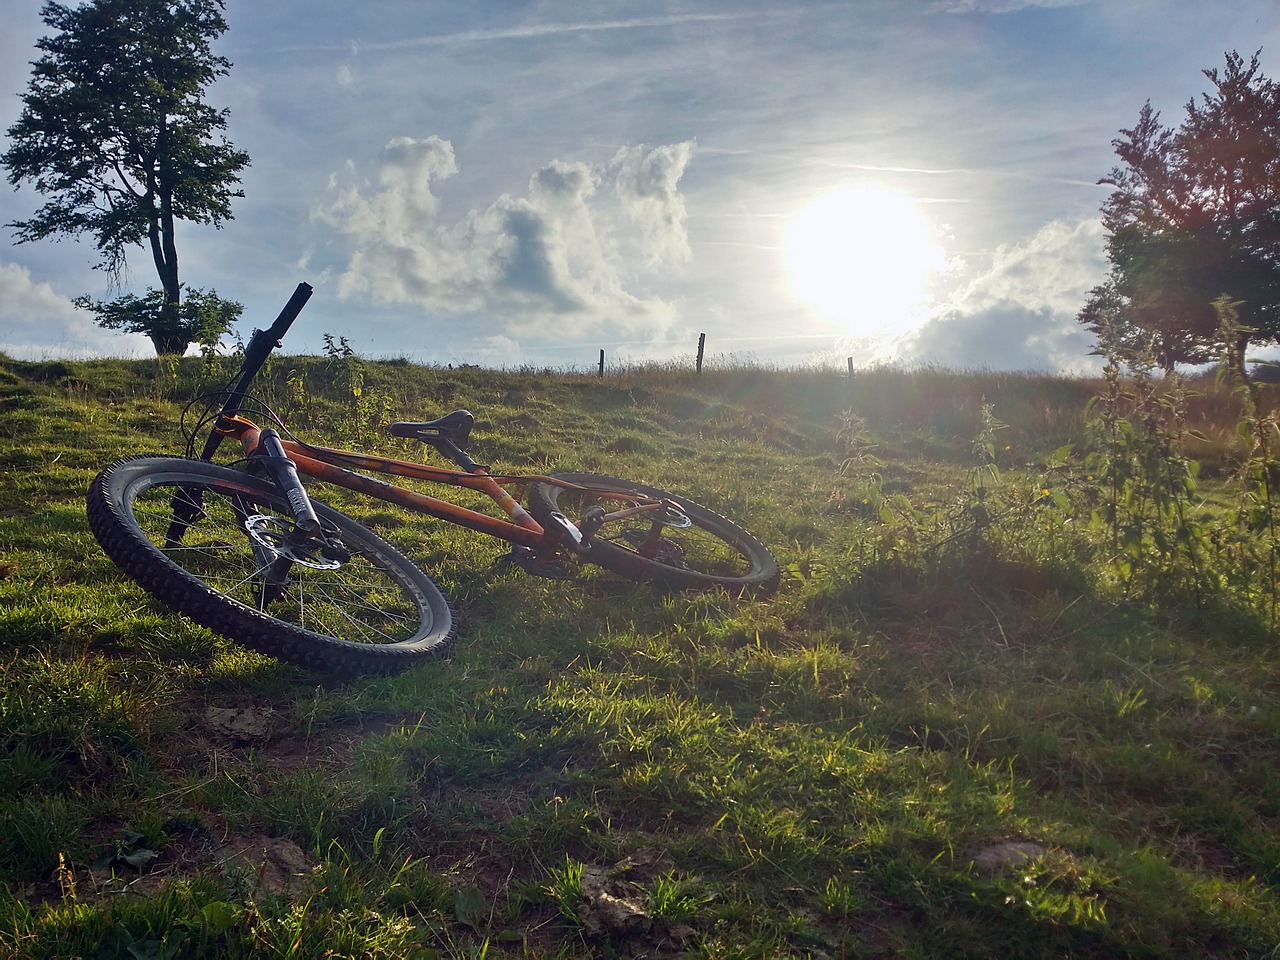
left=87, top=455, right=455, bottom=675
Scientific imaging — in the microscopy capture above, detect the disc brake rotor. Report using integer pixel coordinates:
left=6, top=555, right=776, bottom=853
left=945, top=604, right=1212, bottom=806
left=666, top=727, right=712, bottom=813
left=243, top=514, right=343, bottom=569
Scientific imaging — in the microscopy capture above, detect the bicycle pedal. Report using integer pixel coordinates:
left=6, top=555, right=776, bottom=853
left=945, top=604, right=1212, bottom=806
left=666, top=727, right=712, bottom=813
left=495, top=548, right=576, bottom=580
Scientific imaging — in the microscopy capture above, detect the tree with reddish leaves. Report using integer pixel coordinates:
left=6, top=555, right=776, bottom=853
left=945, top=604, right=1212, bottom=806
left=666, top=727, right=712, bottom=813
left=1080, top=51, right=1280, bottom=369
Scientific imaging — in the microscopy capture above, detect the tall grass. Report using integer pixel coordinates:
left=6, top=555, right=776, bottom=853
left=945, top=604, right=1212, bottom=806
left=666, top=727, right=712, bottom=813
left=0, top=347, right=1277, bottom=958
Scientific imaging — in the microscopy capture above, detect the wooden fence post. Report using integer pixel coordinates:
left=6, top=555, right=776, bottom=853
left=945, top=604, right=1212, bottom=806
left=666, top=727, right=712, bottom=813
left=847, top=356, right=854, bottom=377
left=696, top=333, right=706, bottom=374
left=598, top=349, right=605, bottom=378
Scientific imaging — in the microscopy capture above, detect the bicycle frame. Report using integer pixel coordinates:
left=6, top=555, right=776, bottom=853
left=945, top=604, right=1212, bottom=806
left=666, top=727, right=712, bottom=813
left=214, top=412, right=562, bottom=550
left=212, top=412, right=689, bottom=566
left=193, top=282, right=680, bottom=564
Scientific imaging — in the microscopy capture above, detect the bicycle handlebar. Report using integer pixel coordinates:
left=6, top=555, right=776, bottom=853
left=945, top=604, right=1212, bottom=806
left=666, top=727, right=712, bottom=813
left=242, top=281, right=313, bottom=378
left=199, top=282, right=313, bottom=461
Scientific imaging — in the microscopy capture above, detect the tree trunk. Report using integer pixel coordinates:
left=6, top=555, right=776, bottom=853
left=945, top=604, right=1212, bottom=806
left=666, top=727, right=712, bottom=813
left=149, top=331, right=188, bottom=355
left=148, top=178, right=186, bottom=356
left=150, top=202, right=180, bottom=306
left=159, top=199, right=179, bottom=303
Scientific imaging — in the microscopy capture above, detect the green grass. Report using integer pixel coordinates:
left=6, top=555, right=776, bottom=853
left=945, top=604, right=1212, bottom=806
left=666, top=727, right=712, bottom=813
left=0, top=351, right=1277, bottom=958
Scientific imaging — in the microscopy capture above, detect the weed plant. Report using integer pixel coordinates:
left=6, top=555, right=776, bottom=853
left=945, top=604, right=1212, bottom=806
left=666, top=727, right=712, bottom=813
left=0, top=346, right=1276, bottom=958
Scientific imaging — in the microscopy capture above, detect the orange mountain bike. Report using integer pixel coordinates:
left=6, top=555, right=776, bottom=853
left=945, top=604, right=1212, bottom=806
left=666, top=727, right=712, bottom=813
left=87, top=284, right=778, bottom=674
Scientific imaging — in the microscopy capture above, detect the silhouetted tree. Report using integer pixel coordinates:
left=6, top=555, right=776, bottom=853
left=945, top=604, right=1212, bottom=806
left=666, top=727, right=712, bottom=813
left=1079, top=50, right=1280, bottom=368
left=2, top=0, right=248, bottom=355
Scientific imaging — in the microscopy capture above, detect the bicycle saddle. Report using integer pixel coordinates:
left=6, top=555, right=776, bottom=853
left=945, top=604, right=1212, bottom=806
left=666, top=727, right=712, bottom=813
left=388, top=409, right=474, bottom=449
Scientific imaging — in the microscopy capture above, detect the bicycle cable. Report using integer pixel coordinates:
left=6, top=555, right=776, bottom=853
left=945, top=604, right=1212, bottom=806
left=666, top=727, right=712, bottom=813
left=176, top=387, right=385, bottom=477
left=179, top=390, right=293, bottom=461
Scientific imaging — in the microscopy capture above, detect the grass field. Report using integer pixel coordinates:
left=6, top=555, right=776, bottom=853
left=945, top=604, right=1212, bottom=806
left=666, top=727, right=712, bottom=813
left=0, top=349, right=1277, bottom=958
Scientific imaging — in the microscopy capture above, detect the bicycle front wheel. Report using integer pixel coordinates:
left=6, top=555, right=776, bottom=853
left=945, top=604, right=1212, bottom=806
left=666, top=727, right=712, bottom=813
left=87, top=455, right=455, bottom=675
left=525, top=472, right=779, bottom=594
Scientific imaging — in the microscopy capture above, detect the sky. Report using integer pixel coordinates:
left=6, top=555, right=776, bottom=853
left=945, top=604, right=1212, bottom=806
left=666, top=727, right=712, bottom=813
left=1, top=0, right=1278, bottom=372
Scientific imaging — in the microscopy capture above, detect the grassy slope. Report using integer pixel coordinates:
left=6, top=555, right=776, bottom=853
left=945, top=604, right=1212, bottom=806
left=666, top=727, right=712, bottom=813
left=0, top=353, right=1276, bottom=959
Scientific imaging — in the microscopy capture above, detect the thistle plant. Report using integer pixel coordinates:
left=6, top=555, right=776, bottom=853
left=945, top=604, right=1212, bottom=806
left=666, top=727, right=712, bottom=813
left=1215, top=295, right=1280, bottom=621
left=1084, top=323, right=1207, bottom=602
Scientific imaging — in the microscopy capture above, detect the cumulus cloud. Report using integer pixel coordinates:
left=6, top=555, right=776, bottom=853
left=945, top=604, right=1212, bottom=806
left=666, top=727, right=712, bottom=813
left=891, top=218, right=1106, bottom=372
left=313, top=136, right=695, bottom=338
left=950, top=219, right=1106, bottom=316
left=611, top=141, right=694, bottom=269
left=469, top=334, right=528, bottom=367
left=894, top=302, right=1099, bottom=372
left=0, top=261, right=150, bottom=358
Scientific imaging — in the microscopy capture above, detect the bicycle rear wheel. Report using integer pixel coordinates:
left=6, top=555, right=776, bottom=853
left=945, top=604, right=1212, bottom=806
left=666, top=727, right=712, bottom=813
left=525, top=472, right=779, bottom=594
left=87, top=455, right=455, bottom=674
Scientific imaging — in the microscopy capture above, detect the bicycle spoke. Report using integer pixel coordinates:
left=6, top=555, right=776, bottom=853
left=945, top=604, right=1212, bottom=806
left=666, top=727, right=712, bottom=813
left=128, top=479, right=428, bottom=644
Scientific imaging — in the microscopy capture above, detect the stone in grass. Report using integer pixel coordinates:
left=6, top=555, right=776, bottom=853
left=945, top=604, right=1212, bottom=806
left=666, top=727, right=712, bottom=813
left=204, top=705, right=274, bottom=744
left=577, top=864, right=650, bottom=937
left=968, top=840, right=1049, bottom=876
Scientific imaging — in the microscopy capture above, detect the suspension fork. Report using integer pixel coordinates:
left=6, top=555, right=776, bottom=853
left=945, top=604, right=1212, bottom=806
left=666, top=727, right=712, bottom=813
left=252, top=429, right=322, bottom=537
left=240, top=428, right=353, bottom=601
left=164, top=428, right=318, bottom=551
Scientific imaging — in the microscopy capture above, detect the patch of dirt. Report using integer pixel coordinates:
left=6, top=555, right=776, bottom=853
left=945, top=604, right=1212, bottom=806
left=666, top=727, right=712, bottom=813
left=1169, top=832, right=1250, bottom=876
left=155, top=694, right=399, bottom=781
left=22, top=700, right=401, bottom=909
left=212, top=835, right=319, bottom=896
left=203, top=704, right=276, bottom=744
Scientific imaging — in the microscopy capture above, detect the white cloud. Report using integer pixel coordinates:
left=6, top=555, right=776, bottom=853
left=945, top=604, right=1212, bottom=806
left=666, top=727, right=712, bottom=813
left=895, top=301, right=1100, bottom=373
left=611, top=141, right=694, bottom=270
left=930, top=0, right=1087, bottom=12
left=313, top=136, right=695, bottom=338
left=341, top=12, right=765, bottom=52
left=949, top=218, right=1105, bottom=317
left=890, top=218, right=1107, bottom=371
left=468, top=334, right=527, bottom=367
left=0, top=262, right=151, bottom=358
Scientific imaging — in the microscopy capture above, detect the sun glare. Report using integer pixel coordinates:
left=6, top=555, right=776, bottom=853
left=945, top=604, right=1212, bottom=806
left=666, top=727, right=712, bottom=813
left=786, top=184, right=946, bottom=341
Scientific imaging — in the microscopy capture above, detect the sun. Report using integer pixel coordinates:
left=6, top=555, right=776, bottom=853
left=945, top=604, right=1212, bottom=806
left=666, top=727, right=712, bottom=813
left=786, top=184, right=946, bottom=340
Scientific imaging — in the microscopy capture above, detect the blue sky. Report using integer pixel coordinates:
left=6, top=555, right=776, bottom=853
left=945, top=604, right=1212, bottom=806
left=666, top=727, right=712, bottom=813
left=1, top=0, right=1278, bottom=370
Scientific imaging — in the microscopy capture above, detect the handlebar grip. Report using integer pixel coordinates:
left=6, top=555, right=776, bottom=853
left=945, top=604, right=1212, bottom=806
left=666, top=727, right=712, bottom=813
left=265, top=282, right=313, bottom=340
